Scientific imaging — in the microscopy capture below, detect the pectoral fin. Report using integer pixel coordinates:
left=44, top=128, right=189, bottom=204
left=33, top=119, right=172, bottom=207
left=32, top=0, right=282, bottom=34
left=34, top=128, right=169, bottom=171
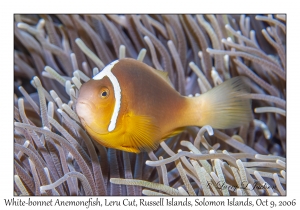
left=122, top=112, right=161, bottom=153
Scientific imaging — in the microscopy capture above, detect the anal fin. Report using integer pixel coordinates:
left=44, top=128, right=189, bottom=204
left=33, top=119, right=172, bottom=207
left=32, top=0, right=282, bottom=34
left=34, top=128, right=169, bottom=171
left=161, top=127, right=185, bottom=141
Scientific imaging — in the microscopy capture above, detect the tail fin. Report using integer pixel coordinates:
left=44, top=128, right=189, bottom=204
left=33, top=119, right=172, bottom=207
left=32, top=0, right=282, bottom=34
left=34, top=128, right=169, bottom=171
left=198, top=76, right=252, bottom=129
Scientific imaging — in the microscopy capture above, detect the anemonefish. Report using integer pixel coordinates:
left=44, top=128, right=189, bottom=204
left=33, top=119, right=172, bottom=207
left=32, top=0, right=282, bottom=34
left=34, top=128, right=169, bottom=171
left=75, top=58, right=252, bottom=153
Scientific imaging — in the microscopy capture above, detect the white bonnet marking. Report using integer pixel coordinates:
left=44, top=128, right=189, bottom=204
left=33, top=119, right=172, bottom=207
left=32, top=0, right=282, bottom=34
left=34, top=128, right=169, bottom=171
left=93, top=60, right=121, bottom=132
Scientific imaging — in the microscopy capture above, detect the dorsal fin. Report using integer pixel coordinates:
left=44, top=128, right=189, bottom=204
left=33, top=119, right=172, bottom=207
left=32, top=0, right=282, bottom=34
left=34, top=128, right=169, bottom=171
left=152, top=68, right=175, bottom=89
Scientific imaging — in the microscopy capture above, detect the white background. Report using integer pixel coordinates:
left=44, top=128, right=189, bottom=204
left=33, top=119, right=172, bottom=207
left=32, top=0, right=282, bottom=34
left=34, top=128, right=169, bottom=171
left=1, top=0, right=297, bottom=209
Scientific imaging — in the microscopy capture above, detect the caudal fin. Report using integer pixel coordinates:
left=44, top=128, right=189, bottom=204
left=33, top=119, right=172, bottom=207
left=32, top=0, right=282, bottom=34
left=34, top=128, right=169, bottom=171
left=198, top=76, right=252, bottom=129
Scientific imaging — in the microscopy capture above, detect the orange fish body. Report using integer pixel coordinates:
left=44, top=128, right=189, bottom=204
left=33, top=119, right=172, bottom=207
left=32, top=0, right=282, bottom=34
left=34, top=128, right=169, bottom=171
left=76, top=58, right=251, bottom=153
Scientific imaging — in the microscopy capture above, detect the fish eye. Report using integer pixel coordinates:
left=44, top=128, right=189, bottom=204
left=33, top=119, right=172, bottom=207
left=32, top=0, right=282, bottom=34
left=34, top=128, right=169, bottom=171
left=100, top=88, right=109, bottom=99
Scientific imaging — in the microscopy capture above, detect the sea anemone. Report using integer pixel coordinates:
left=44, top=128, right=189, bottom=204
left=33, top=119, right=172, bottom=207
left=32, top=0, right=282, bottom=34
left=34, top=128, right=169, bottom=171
left=14, top=14, right=286, bottom=196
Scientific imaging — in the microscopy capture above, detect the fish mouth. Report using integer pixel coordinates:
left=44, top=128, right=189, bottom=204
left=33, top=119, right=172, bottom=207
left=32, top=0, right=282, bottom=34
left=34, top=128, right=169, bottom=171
left=76, top=101, right=94, bottom=125
left=76, top=101, right=110, bottom=135
left=76, top=101, right=94, bottom=115
left=76, top=101, right=94, bottom=110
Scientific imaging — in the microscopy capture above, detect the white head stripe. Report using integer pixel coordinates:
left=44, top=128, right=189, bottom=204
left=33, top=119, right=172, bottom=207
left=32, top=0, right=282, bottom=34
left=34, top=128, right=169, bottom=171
left=93, top=60, right=119, bottom=80
left=93, top=60, right=121, bottom=132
